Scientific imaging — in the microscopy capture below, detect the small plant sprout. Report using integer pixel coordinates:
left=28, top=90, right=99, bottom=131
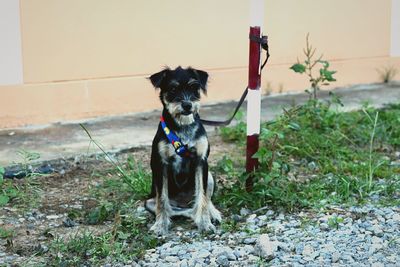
left=290, top=33, right=337, bottom=100
left=377, top=65, right=398, bottom=83
left=327, top=216, right=344, bottom=229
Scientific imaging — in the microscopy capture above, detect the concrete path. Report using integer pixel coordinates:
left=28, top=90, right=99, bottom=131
left=0, top=83, right=399, bottom=167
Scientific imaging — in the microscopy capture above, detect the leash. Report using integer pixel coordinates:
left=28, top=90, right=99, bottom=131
left=160, top=35, right=270, bottom=157
left=200, top=34, right=270, bottom=127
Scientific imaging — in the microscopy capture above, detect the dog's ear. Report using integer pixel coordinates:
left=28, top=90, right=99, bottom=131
left=149, top=68, right=169, bottom=89
left=189, top=68, right=209, bottom=93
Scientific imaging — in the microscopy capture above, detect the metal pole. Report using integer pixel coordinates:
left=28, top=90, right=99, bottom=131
left=245, top=0, right=264, bottom=191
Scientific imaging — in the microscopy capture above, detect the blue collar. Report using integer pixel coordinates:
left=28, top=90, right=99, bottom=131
left=160, top=116, right=189, bottom=157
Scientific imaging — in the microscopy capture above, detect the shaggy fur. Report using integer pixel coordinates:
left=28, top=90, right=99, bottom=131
left=145, top=66, right=221, bottom=235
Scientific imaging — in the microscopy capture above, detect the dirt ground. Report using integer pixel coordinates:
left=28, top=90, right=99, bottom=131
left=0, top=135, right=237, bottom=265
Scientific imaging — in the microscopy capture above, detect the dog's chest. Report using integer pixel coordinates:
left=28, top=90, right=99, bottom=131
left=157, top=133, right=209, bottom=164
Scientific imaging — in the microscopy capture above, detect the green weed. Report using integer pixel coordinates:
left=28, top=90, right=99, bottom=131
left=216, top=99, right=400, bottom=212
left=0, top=227, right=15, bottom=239
left=327, top=216, right=344, bottom=230
left=0, top=153, right=41, bottom=209
left=48, top=125, right=157, bottom=265
left=290, top=34, right=337, bottom=100
left=80, top=124, right=151, bottom=199
left=0, top=170, right=19, bottom=206
left=84, top=155, right=151, bottom=225
left=47, top=212, right=159, bottom=265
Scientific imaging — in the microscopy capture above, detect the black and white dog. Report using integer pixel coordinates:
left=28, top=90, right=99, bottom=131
left=145, top=66, right=221, bottom=235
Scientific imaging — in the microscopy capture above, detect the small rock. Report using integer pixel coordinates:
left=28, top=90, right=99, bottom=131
left=63, top=218, right=76, bottom=228
left=371, top=236, right=382, bottom=244
left=320, top=223, right=329, bottom=231
left=165, top=256, right=179, bottom=263
left=302, top=244, right=315, bottom=257
left=277, top=242, right=292, bottom=253
left=243, top=245, right=255, bottom=255
left=180, top=259, right=188, bottom=267
left=390, top=160, right=400, bottom=167
left=392, top=213, right=400, bottom=222
left=266, top=210, right=274, bottom=217
left=35, top=244, right=49, bottom=253
left=295, top=243, right=304, bottom=254
left=216, top=255, right=229, bottom=267
left=46, top=215, right=60, bottom=220
left=242, top=238, right=257, bottom=245
left=233, top=248, right=245, bottom=258
left=231, top=214, right=242, bottom=223
left=331, top=251, right=340, bottom=263
left=254, top=234, right=278, bottom=260
left=240, top=208, right=251, bottom=216
left=371, top=225, right=383, bottom=237
left=27, top=216, right=36, bottom=222
left=369, top=242, right=383, bottom=253
left=258, top=215, right=268, bottom=221
left=195, top=249, right=210, bottom=259
left=308, top=161, right=317, bottom=170
left=246, top=214, right=257, bottom=224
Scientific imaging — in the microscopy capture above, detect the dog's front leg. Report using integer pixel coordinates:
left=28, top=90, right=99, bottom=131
left=193, top=161, right=217, bottom=232
left=150, top=167, right=172, bottom=235
left=206, top=171, right=222, bottom=223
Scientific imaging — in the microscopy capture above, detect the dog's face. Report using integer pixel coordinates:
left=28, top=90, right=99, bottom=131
left=149, top=66, right=208, bottom=125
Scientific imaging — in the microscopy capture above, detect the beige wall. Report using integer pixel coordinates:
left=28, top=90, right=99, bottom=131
left=0, top=0, right=399, bottom=128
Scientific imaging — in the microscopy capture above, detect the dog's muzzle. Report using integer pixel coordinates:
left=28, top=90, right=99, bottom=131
left=181, top=101, right=193, bottom=115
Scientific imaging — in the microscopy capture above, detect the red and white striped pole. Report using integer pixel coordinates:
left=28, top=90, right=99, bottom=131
left=246, top=0, right=264, bottom=191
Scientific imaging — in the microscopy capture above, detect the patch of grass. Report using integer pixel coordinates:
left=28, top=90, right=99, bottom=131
left=0, top=171, right=19, bottom=206
left=0, top=164, right=41, bottom=209
left=0, top=227, right=15, bottom=239
left=84, top=156, right=151, bottom=225
left=47, top=203, right=159, bottom=265
left=299, top=217, right=316, bottom=229
left=81, top=124, right=151, bottom=199
left=219, top=110, right=246, bottom=144
left=41, top=125, right=158, bottom=265
left=41, top=153, right=157, bottom=265
left=220, top=218, right=241, bottom=233
left=216, top=98, right=400, bottom=212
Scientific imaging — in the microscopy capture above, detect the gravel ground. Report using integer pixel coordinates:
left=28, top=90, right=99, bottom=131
left=133, top=204, right=400, bottom=267
left=1, top=203, right=399, bottom=266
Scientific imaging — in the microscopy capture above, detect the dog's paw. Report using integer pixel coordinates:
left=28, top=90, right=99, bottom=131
left=209, top=203, right=222, bottom=223
left=150, top=220, right=169, bottom=236
left=194, top=214, right=216, bottom=233
left=197, top=220, right=217, bottom=233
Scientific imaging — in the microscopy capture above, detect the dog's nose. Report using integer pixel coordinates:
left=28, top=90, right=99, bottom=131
left=181, top=101, right=192, bottom=111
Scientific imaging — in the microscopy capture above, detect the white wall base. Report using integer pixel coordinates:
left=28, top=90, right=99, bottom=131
left=0, top=0, right=23, bottom=85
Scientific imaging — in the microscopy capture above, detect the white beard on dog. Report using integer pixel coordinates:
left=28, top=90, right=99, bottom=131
left=164, top=97, right=200, bottom=126
left=176, top=114, right=194, bottom=125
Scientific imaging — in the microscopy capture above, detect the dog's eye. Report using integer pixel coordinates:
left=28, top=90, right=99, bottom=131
left=189, top=83, right=200, bottom=91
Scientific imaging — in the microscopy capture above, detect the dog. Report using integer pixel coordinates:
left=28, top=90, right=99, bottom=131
left=145, top=66, right=222, bottom=235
